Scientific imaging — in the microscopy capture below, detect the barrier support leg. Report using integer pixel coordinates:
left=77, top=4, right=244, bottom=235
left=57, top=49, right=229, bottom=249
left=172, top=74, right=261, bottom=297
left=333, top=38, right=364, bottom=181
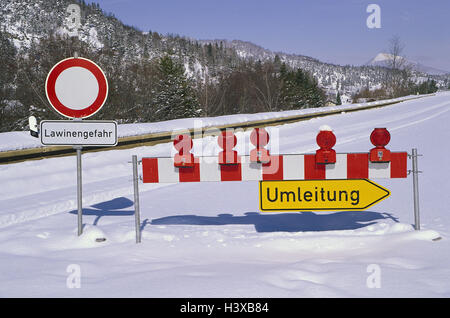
left=411, top=148, right=421, bottom=230
left=132, top=155, right=141, bottom=243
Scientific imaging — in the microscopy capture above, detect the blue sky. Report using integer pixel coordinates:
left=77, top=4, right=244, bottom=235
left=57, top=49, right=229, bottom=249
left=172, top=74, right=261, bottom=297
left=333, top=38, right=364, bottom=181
left=85, top=0, right=450, bottom=71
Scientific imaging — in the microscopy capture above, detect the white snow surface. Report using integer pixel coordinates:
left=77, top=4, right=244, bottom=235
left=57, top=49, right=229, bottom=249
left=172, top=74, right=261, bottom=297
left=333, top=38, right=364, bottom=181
left=0, top=92, right=449, bottom=297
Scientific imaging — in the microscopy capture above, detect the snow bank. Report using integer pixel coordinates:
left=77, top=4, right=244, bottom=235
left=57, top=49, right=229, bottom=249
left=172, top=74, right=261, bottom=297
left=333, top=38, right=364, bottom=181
left=0, top=94, right=428, bottom=152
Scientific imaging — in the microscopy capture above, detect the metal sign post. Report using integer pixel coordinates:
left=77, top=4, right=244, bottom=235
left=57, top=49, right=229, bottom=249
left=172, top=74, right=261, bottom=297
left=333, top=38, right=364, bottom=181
left=75, top=145, right=83, bottom=235
left=73, top=115, right=83, bottom=236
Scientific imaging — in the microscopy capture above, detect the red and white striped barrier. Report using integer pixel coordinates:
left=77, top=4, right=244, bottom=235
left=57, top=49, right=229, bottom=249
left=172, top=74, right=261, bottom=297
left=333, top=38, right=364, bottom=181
left=129, top=126, right=426, bottom=244
left=142, top=152, right=407, bottom=183
left=142, top=127, right=407, bottom=183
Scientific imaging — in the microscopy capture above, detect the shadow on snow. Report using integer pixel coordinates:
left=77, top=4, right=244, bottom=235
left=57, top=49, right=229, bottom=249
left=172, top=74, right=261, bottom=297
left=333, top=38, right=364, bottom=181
left=151, top=211, right=399, bottom=233
left=69, top=197, right=134, bottom=226
left=69, top=197, right=399, bottom=233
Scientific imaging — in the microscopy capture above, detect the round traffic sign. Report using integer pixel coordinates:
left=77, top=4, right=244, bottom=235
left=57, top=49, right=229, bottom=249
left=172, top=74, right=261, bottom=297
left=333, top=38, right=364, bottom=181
left=45, top=57, right=108, bottom=119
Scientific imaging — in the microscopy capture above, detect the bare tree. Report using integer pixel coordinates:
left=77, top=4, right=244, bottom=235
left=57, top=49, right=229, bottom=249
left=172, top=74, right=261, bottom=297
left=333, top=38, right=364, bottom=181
left=384, top=36, right=413, bottom=97
left=252, top=63, right=281, bottom=112
left=386, top=36, right=406, bottom=70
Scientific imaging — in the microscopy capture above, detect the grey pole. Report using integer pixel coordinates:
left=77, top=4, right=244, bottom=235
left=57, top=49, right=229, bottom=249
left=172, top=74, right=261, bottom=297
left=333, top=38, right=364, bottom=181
left=73, top=52, right=82, bottom=236
left=411, top=148, right=420, bottom=230
left=76, top=146, right=83, bottom=236
left=132, top=155, right=141, bottom=243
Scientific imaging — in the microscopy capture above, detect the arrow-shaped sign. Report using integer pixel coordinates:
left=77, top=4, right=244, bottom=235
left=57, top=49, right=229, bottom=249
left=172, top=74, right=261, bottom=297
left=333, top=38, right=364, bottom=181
left=259, top=179, right=390, bottom=211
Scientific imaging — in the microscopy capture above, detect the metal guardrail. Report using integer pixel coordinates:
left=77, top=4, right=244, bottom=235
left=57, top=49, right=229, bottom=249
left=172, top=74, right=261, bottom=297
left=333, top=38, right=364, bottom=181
left=0, top=95, right=432, bottom=164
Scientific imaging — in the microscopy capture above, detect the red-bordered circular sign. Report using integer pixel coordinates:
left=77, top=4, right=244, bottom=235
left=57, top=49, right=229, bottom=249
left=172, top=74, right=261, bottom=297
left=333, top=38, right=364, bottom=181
left=45, top=57, right=108, bottom=119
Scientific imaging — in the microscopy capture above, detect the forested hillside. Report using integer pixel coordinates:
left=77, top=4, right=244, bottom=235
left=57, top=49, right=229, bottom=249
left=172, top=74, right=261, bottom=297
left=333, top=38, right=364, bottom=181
left=0, top=0, right=446, bottom=132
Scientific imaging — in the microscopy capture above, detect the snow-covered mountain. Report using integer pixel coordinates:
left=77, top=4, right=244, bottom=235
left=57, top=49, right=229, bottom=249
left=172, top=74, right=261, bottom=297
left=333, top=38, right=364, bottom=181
left=200, top=40, right=449, bottom=96
left=366, top=53, right=449, bottom=76
left=0, top=0, right=448, bottom=121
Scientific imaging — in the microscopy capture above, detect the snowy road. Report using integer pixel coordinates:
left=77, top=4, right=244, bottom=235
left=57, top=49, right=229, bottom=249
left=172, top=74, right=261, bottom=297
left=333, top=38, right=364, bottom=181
left=0, top=92, right=449, bottom=297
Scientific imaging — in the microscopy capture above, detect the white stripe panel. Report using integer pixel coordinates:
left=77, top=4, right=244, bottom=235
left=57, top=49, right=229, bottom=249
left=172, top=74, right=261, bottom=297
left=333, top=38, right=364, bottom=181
left=157, top=158, right=179, bottom=183
left=283, top=154, right=305, bottom=180
left=199, top=156, right=221, bottom=182
left=369, top=162, right=390, bottom=179
left=241, top=156, right=263, bottom=181
left=325, top=154, right=347, bottom=179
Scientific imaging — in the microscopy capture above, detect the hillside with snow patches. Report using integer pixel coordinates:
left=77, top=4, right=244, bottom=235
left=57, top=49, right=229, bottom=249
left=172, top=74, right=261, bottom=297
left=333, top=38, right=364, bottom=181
left=1, top=0, right=448, bottom=98
left=197, top=39, right=449, bottom=95
left=0, top=92, right=449, bottom=297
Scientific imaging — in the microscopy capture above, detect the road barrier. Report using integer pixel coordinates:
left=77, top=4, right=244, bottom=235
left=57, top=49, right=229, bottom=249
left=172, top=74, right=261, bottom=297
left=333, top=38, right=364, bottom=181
left=130, top=127, right=419, bottom=244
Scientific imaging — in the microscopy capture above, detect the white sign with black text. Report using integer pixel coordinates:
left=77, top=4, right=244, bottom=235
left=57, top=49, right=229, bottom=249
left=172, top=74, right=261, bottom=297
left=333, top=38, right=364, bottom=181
left=40, top=120, right=118, bottom=146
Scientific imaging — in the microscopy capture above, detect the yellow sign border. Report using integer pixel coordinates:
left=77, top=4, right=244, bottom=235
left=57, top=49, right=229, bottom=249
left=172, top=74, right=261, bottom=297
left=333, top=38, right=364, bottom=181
left=259, top=179, right=390, bottom=212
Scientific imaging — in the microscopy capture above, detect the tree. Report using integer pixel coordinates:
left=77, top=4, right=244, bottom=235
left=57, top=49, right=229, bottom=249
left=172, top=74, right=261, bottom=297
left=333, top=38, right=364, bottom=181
left=0, top=31, right=26, bottom=132
left=383, top=36, right=413, bottom=97
left=0, top=31, right=16, bottom=101
left=251, top=62, right=281, bottom=112
left=336, top=91, right=342, bottom=105
left=386, top=36, right=405, bottom=71
left=429, top=79, right=438, bottom=93
left=152, top=56, right=200, bottom=121
left=279, top=67, right=325, bottom=109
left=417, top=79, right=438, bottom=94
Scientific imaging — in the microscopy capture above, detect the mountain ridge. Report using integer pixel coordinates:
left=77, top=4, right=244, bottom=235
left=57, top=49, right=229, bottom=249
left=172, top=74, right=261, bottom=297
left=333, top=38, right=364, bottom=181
left=1, top=0, right=448, bottom=96
left=0, top=1, right=448, bottom=111
left=366, top=52, right=449, bottom=75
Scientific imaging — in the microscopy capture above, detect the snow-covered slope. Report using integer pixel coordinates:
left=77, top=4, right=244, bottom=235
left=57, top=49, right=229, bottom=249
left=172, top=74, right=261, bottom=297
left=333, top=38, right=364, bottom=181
left=202, top=40, right=450, bottom=94
left=0, top=92, right=449, bottom=297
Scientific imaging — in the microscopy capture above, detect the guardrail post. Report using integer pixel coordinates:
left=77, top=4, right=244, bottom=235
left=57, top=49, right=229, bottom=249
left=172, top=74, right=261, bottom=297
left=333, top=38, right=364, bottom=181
left=132, top=155, right=141, bottom=243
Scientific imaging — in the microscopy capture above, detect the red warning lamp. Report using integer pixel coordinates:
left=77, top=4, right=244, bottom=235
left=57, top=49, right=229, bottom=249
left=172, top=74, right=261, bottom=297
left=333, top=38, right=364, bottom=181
left=369, top=128, right=391, bottom=162
left=218, top=130, right=239, bottom=165
left=315, top=129, right=337, bottom=164
left=250, top=128, right=271, bottom=163
left=173, top=134, right=195, bottom=167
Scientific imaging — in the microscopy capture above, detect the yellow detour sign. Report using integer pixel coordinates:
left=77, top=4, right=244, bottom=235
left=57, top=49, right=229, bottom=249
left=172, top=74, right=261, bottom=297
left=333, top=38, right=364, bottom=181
left=259, top=179, right=390, bottom=211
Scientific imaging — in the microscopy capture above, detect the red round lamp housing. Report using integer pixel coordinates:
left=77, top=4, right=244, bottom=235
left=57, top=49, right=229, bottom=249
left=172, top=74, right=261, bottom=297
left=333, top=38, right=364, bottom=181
left=173, top=134, right=194, bottom=167
left=315, top=129, right=337, bottom=164
left=369, top=128, right=391, bottom=162
left=218, top=130, right=239, bottom=165
left=250, top=128, right=270, bottom=148
left=316, top=130, right=336, bottom=150
left=370, top=128, right=391, bottom=148
left=250, top=128, right=271, bottom=163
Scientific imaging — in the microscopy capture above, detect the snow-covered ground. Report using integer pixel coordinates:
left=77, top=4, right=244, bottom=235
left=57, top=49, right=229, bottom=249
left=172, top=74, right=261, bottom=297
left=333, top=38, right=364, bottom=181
left=0, top=92, right=449, bottom=297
